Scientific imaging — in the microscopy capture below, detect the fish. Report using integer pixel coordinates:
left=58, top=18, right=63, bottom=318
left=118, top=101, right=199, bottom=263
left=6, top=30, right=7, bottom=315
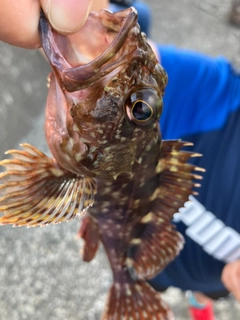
left=0, top=7, right=203, bottom=320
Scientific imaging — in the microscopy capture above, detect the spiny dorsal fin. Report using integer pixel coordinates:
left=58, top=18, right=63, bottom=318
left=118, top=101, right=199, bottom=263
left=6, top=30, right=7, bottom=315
left=154, top=140, right=204, bottom=218
left=0, top=144, right=96, bottom=227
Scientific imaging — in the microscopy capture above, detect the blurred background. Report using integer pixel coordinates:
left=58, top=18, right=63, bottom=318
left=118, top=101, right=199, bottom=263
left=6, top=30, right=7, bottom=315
left=0, top=0, right=240, bottom=319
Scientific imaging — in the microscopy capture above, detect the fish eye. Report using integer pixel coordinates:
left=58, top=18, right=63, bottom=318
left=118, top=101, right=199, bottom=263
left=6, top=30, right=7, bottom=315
left=131, top=100, right=153, bottom=122
left=125, top=88, right=162, bottom=125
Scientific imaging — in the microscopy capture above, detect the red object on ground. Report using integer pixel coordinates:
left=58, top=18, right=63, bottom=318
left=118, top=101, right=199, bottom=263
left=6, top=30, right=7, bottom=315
left=189, top=303, right=216, bottom=320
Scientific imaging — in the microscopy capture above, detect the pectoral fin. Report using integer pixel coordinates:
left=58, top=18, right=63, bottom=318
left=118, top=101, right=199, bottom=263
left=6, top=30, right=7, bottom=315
left=0, top=144, right=96, bottom=227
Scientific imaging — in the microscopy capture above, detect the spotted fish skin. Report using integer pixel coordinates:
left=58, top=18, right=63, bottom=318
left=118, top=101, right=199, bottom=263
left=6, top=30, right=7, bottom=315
left=0, top=8, right=203, bottom=320
left=84, top=140, right=201, bottom=320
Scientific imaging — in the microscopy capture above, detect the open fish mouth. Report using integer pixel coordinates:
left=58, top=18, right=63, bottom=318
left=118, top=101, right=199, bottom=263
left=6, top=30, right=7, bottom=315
left=39, top=7, right=139, bottom=92
left=38, top=7, right=166, bottom=178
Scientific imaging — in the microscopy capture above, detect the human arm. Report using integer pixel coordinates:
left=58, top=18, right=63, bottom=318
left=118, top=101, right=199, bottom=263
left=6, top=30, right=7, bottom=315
left=221, top=260, right=240, bottom=301
left=0, top=0, right=108, bottom=49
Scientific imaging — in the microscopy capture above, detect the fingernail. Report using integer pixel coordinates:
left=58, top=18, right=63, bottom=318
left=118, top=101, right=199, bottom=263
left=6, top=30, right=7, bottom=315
left=47, top=0, right=91, bottom=33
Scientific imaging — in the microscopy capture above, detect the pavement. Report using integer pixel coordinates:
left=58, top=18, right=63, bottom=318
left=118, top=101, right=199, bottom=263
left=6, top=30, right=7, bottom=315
left=0, top=0, right=240, bottom=319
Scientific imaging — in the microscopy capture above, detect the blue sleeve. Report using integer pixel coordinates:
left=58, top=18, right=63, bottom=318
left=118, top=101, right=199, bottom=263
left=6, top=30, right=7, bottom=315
left=148, top=45, right=240, bottom=295
left=158, top=45, right=240, bottom=139
left=109, top=1, right=152, bottom=36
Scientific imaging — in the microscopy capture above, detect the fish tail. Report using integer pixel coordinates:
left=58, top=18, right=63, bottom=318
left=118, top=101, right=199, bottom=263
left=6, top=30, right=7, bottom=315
left=102, top=279, right=174, bottom=320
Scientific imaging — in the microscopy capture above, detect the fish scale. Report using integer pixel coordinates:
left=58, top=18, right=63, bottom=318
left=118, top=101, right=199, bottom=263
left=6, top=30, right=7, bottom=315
left=0, top=7, right=203, bottom=320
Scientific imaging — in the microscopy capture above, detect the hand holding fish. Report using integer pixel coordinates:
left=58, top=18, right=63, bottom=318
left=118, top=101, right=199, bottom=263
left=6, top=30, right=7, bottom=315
left=0, top=0, right=108, bottom=48
left=221, top=260, right=240, bottom=301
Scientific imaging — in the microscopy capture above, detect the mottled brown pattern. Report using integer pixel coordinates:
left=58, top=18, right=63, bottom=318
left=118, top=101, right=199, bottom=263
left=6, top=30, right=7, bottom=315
left=0, top=8, right=202, bottom=320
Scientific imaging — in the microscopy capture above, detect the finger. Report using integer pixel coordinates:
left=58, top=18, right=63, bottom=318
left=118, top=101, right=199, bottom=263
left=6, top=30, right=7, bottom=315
left=40, top=0, right=93, bottom=34
left=222, top=261, right=240, bottom=302
left=221, top=264, right=234, bottom=292
left=231, top=266, right=240, bottom=301
left=0, top=0, right=41, bottom=48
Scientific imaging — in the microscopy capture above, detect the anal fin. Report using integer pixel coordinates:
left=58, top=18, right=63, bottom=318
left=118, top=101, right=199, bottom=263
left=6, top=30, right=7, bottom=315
left=0, top=144, right=96, bottom=227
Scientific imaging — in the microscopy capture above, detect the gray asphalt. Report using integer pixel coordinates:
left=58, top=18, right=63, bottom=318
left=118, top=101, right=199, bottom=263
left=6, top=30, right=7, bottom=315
left=0, top=1, right=240, bottom=319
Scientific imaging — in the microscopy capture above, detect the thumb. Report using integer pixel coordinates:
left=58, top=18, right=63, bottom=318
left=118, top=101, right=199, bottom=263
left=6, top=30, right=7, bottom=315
left=40, top=0, right=93, bottom=33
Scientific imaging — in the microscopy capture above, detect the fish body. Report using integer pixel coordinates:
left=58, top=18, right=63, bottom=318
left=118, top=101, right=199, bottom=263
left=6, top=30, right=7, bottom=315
left=0, top=8, right=202, bottom=319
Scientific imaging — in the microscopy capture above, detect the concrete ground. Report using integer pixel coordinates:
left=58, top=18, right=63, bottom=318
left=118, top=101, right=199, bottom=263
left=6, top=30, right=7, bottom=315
left=0, top=0, right=240, bottom=319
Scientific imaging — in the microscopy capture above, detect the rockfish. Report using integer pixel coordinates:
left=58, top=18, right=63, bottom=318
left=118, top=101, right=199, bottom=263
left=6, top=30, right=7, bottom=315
left=0, top=8, right=202, bottom=320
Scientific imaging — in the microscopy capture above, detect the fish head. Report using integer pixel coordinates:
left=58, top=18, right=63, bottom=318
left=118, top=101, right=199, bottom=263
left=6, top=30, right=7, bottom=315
left=40, top=8, right=167, bottom=178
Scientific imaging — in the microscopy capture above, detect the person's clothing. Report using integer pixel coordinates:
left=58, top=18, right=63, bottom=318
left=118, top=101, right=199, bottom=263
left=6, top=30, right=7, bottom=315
left=110, top=0, right=133, bottom=5
left=109, top=0, right=152, bottom=36
left=148, top=45, right=240, bottom=297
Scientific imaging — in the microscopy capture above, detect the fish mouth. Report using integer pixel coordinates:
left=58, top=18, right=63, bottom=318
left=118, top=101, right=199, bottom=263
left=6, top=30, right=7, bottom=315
left=39, top=8, right=138, bottom=92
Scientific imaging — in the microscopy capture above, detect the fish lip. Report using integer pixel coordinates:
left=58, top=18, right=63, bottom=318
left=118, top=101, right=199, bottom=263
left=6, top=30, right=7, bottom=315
left=39, top=8, right=138, bottom=92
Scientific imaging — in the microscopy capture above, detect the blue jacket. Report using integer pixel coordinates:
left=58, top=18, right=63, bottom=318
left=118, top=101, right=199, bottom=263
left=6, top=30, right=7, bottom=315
left=149, top=45, right=240, bottom=295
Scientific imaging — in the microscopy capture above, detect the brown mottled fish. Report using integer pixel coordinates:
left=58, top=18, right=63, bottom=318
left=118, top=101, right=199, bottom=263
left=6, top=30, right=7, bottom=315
left=0, top=8, right=203, bottom=320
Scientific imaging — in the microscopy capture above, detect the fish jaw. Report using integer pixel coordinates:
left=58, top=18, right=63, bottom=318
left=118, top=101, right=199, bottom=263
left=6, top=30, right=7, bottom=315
left=39, top=8, right=139, bottom=91
left=39, top=8, right=168, bottom=179
left=44, top=73, right=91, bottom=176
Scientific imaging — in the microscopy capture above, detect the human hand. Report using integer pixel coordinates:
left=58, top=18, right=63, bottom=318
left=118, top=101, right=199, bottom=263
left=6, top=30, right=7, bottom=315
left=221, top=260, right=240, bottom=301
left=0, top=0, right=108, bottom=49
